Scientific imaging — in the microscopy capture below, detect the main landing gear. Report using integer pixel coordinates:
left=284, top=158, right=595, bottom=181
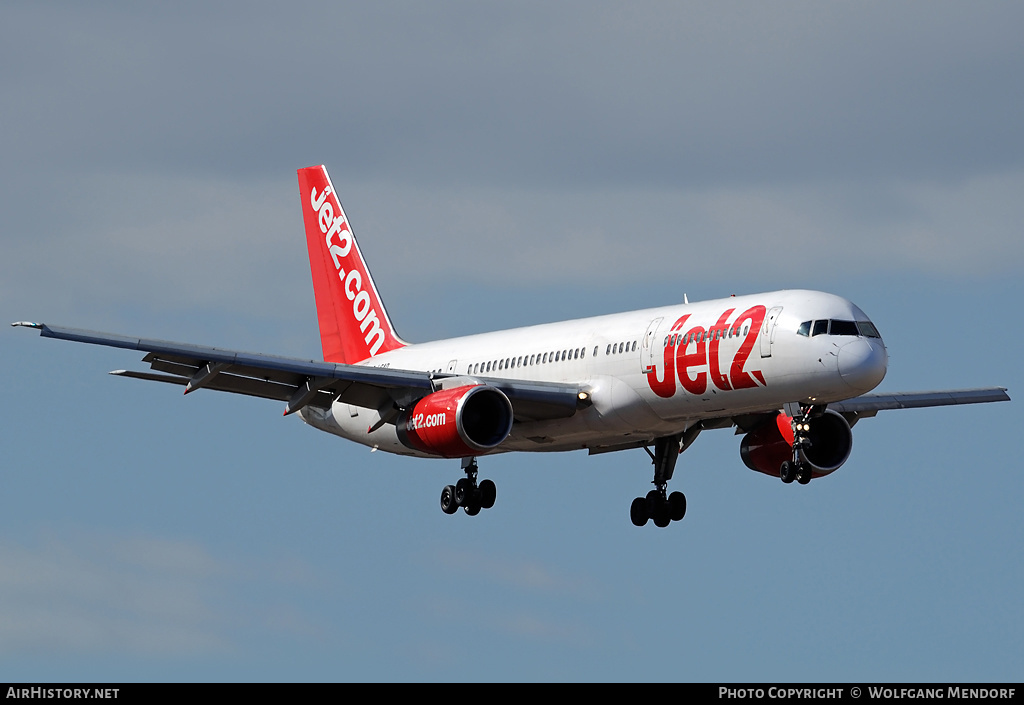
left=780, top=404, right=818, bottom=485
left=630, top=434, right=689, bottom=528
left=440, top=457, right=496, bottom=516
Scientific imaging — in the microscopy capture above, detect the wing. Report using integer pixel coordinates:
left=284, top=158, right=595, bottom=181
left=720, top=387, right=1011, bottom=437
left=827, top=388, right=1010, bottom=422
left=588, top=387, right=1011, bottom=455
left=12, top=322, right=581, bottom=422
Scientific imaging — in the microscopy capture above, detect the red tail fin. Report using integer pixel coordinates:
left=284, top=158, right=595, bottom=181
left=298, top=165, right=406, bottom=364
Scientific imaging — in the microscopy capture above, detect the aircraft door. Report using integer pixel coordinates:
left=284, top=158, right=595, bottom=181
left=759, top=307, right=783, bottom=358
left=641, top=317, right=663, bottom=373
left=447, top=359, right=458, bottom=373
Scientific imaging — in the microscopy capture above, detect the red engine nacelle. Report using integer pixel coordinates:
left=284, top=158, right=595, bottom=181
left=396, top=384, right=514, bottom=458
left=740, top=409, right=853, bottom=479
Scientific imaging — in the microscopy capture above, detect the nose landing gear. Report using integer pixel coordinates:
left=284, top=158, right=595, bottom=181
left=780, top=404, right=821, bottom=485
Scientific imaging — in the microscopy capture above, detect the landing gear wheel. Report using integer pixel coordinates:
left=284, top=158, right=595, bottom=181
left=455, top=477, right=474, bottom=505
left=630, top=497, right=649, bottom=527
left=780, top=461, right=795, bottom=484
left=646, top=490, right=670, bottom=527
left=668, top=492, right=687, bottom=521
left=796, top=465, right=812, bottom=484
left=479, top=479, right=496, bottom=509
left=645, top=489, right=661, bottom=509
left=464, top=500, right=481, bottom=516
left=652, top=506, right=671, bottom=528
left=440, top=485, right=459, bottom=515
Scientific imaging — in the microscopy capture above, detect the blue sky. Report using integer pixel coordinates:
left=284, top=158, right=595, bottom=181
left=1, top=2, right=1021, bottom=682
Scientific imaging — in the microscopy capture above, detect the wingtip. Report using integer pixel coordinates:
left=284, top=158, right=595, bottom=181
left=11, top=321, right=42, bottom=329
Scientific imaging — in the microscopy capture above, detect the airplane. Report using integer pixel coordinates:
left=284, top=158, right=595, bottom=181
left=13, top=165, right=1011, bottom=528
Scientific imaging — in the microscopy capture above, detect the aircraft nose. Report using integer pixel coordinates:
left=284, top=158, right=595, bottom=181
left=838, top=338, right=887, bottom=392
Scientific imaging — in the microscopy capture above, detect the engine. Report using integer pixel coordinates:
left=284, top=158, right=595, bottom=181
left=739, top=409, right=853, bottom=479
left=396, top=384, right=514, bottom=458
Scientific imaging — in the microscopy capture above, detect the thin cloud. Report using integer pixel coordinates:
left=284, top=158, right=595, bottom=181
left=0, top=532, right=329, bottom=655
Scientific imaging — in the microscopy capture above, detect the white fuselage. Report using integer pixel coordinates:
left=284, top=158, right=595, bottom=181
left=299, top=289, right=888, bottom=457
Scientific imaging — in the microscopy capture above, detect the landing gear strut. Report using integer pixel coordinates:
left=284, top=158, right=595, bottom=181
left=780, top=404, right=819, bottom=485
left=440, top=457, right=496, bottom=516
left=630, top=432, right=692, bottom=528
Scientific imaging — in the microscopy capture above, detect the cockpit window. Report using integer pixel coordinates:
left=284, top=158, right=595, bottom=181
left=829, top=320, right=859, bottom=336
left=857, top=321, right=881, bottom=338
left=800, top=317, right=882, bottom=339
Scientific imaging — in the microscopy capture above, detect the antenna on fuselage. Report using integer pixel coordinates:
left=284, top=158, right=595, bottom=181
left=684, top=294, right=689, bottom=305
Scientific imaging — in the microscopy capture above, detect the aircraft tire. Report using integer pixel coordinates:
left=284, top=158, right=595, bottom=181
left=652, top=506, right=671, bottom=528
left=479, top=479, right=496, bottom=509
left=796, top=465, right=812, bottom=485
left=668, top=492, right=687, bottom=521
left=780, top=461, right=795, bottom=484
left=645, top=489, right=661, bottom=510
left=630, top=497, right=649, bottom=527
left=440, top=485, right=459, bottom=515
left=464, top=500, right=481, bottom=516
left=455, top=477, right=474, bottom=505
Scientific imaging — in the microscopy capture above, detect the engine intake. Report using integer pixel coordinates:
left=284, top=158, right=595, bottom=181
left=740, top=409, right=853, bottom=479
left=396, top=385, right=514, bottom=458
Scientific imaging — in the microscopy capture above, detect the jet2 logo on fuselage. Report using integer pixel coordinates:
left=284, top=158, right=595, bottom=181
left=647, top=305, right=768, bottom=398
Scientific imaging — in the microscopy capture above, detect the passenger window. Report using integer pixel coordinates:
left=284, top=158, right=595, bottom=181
left=812, top=320, right=828, bottom=337
left=797, top=321, right=811, bottom=337
left=593, top=346, right=598, bottom=357
left=632, top=341, right=637, bottom=352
